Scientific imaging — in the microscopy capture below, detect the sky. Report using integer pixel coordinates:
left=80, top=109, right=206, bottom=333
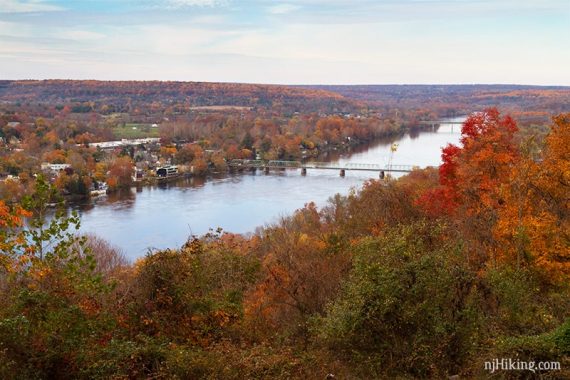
left=0, top=0, right=569, bottom=85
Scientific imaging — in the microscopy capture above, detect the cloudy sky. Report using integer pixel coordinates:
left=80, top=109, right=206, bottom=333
left=0, top=0, right=569, bottom=84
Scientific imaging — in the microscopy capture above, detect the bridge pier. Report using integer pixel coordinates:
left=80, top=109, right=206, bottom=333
left=379, top=171, right=385, bottom=179
left=264, top=167, right=269, bottom=174
left=339, top=169, right=345, bottom=177
left=301, top=168, right=307, bottom=176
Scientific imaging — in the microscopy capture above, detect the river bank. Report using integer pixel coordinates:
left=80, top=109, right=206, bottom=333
left=71, top=118, right=464, bottom=259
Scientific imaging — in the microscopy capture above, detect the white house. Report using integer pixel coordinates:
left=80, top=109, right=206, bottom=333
left=41, top=163, right=71, bottom=172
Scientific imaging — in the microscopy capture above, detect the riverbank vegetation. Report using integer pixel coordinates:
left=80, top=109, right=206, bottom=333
left=1, top=109, right=568, bottom=378
left=0, top=81, right=404, bottom=201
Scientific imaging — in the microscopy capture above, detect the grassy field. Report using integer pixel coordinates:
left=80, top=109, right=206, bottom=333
left=112, top=124, right=160, bottom=139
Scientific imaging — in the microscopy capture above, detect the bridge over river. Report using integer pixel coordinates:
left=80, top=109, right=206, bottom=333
left=418, top=119, right=465, bottom=133
left=228, top=118, right=462, bottom=177
left=229, top=159, right=425, bottom=177
left=419, top=120, right=465, bottom=125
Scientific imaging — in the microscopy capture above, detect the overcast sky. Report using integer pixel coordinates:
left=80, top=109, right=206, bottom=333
left=0, top=0, right=569, bottom=84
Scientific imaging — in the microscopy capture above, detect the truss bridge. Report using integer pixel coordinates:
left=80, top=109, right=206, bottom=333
left=229, top=159, right=422, bottom=178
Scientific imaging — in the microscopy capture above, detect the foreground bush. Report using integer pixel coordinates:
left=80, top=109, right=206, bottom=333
left=317, top=222, right=483, bottom=378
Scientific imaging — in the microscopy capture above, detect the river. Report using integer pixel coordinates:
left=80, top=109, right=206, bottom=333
left=74, top=117, right=464, bottom=259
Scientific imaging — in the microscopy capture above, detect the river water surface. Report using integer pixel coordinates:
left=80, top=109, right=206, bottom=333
left=75, top=118, right=464, bottom=259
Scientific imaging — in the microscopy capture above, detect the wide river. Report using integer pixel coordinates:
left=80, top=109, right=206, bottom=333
left=74, top=118, right=464, bottom=260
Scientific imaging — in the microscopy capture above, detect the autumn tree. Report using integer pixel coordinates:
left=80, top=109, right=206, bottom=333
left=0, top=200, right=31, bottom=271
left=244, top=203, right=350, bottom=339
left=107, top=156, right=134, bottom=189
left=174, top=144, right=197, bottom=164
left=210, top=152, right=228, bottom=172
left=42, top=149, right=67, bottom=164
left=416, top=108, right=519, bottom=267
left=129, top=231, right=258, bottom=343
left=323, top=177, right=426, bottom=239
left=54, top=171, right=91, bottom=196
left=160, top=146, right=177, bottom=161
left=495, top=114, right=570, bottom=282
left=0, top=176, right=31, bottom=203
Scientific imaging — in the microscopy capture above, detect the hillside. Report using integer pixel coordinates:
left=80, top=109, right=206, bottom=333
left=0, top=80, right=357, bottom=115
left=303, top=84, right=570, bottom=124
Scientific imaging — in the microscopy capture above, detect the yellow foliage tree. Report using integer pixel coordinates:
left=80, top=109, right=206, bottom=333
left=495, top=114, right=570, bottom=282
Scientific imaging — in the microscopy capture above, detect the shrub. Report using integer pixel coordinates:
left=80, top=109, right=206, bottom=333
left=317, top=221, right=483, bottom=378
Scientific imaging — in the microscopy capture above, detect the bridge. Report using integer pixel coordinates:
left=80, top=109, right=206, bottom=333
left=418, top=119, right=465, bottom=133
left=229, top=159, right=421, bottom=178
left=418, top=120, right=465, bottom=125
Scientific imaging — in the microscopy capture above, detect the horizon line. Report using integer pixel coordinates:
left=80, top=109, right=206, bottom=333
left=2, top=79, right=570, bottom=88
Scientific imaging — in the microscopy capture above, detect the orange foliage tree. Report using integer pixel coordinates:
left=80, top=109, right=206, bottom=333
left=244, top=203, right=350, bottom=338
left=495, top=114, right=570, bottom=282
left=107, top=156, right=134, bottom=189
left=416, top=108, right=519, bottom=266
left=0, top=200, right=31, bottom=271
left=42, top=149, right=67, bottom=164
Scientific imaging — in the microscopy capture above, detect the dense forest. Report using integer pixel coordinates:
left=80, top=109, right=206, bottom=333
left=0, top=80, right=356, bottom=115
left=304, top=84, right=570, bottom=125
left=0, top=109, right=568, bottom=378
left=3, top=81, right=570, bottom=122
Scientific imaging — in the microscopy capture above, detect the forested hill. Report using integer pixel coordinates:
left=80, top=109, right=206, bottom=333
left=301, top=84, right=570, bottom=123
left=2, top=80, right=569, bottom=124
left=0, top=80, right=357, bottom=114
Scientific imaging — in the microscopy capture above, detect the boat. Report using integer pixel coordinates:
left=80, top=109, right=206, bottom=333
left=90, top=183, right=108, bottom=197
left=156, top=165, right=179, bottom=180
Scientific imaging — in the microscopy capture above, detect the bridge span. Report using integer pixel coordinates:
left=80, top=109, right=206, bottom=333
left=418, top=120, right=465, bottom=125
left=229, top=159, right=423, bottom=178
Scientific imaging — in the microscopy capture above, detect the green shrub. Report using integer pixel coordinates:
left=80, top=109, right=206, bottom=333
left=130, top=234, right=260, bottom=342
left=554, top=319, right=570, bottom=354
left=317, top=221, right=483, bottom=378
